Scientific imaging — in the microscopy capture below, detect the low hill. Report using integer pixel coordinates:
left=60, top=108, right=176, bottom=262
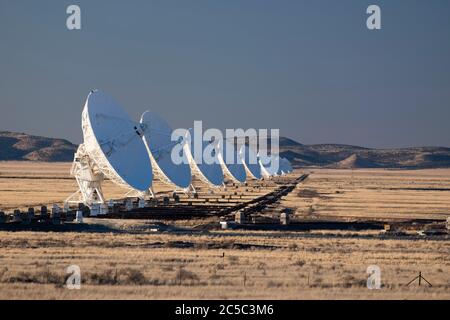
left=1, top=131, right=450, bottom=169
left=330, top=154, right=380, bottom=169
left=0, top=131, right=77, bottom=162
left=279, top=139, right=450, bottom=169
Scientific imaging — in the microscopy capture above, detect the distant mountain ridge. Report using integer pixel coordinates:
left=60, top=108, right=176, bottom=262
left=1, top=131, right=450, bottom=169
left=0, top=131, right=77, bottom=162
left=279, top=139, right=450, bottom=169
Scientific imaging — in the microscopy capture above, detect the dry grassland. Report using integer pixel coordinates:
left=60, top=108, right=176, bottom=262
left=283, top=168, right=450, bottom=221
left=0, top=162, right=449, bottom=299
left=0, top=228, right=448, bottom=299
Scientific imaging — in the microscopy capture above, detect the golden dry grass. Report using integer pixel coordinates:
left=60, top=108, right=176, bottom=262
left=0, top=162, right=449, bottom=299
left=283, top=168, right=450, bottom=221
left=0, top=228, right=448, bottom=299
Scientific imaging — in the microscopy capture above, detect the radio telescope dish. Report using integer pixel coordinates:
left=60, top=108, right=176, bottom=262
left=140, top=110, right=191, bottom=189
left=259, top=154, right=279, bottom=178
left=258, top=154, right=271, bottom=178
left=184, top=129, right=224, bottom=187
left=283, top=157, right=293, bottom=174
left=278, top=157, right=292, bottom=175
left=260, top=160, right=271, bottom=178
left=217, top=139, right=246, bottom=183
left=283, top=158, right=293, bottom=173
left=240, top=145, right=262, bottom=179
left=66, top=90, right=152, bottom=207
left=278, top=159, right=287, bottom=175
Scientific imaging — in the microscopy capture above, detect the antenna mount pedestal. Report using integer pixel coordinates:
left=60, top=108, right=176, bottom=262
left=65, top=144, right=106, bottom=208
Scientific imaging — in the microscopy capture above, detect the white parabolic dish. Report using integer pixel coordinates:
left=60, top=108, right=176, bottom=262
left=184, top=129, right=224, bottom=186
left=278, top=157, right=292, bottom=175
left=240, top=145, right=262, bottom=179
left=259, top=154, right=279, bottom=177
left=281, top=157, right=293, bottom=173
left=82, top=90, right=153, bottom=191
left=284, top=158, right=293, bottom=173
left=217, top=139, right=246, bottom=183
left=140, top=110, right=191, bottom=189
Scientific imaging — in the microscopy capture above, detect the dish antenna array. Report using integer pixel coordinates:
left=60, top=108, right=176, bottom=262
left=240, top=145, right=262, bottom=179
left=184, top=129, right=224, bottom=190
left=217, top=139, right=247, bottom=183
left=279, top=157, right=293, bottom=175
left=259, top=154, right=278, bottom=178
left=67, top=90, right=294, bottom=207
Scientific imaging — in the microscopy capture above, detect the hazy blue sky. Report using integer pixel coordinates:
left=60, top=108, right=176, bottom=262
left=1, top=0, right=449, bottom=148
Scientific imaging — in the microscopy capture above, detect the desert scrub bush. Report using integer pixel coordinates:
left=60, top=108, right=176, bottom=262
left=35, top=269, right=64, bottom=284
left=310, top=277, right=324, bottom=288
left=164, top=240, right=193, bottom=249
left=266, top=280, right=283, bottom=288
left=87, top=269, right=118, bottom=285
left=6, top=272, right=36, bottom=284
left=5, top=269, right=63, bottom=285
left=216, top=263, right=225, bottom=270
left=292, top=259, right=306, bottom=267
left=227, top=256, right=239, bottom=264
left=174, top=267, right=199, bottom=284
left=298, top=189, right=321, bottom=198
left=342, top=275, right=357, bottom=288
left=256, top=262, right=267, bottom=275
left=120, top=268, right=147, bottom=285
left=256, top=262, right=267, bottom=270
left=87, top=268, right=148, bottom=285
